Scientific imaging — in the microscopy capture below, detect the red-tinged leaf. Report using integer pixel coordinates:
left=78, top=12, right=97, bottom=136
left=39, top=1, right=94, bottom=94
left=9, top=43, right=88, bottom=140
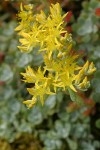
left=0, top=52, right=5, bottom=64
left=61, top=32, right=66, bottom=37
left=64, top=11, right=73, bottom=23
left=78, top=50, right=85, bottom=55
left=83, top=109, right=92, bottom=116
left=84, top=98, right=95, bottom=107
left=67, top=102, right=80, bottom=112
left=35, top=4, right=45, bottom=11
left=95, top=8, right=100, bottom=16
left=66, top=26, right=72, bottom=33
left=0, top=81, right=5, bottom=86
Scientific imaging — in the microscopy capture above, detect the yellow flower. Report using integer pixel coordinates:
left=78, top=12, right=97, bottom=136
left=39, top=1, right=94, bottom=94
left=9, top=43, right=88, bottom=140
left=21, top=66, right=37, bottom=83
left=16, top=3, right=96, bottom=108
left=15, top=3, right=68, bottom=58
left=27, top=85, right=54, bottom=105
left=53, top=72, right=76, bottom=92
left=23, top=97, right=37, bottom=108
left=76, top=77, right=90, bottom=91
left=74, top=61, right=96, bottom=91
left=87, top=62, right=96, bottom=75
left=36, top=10, right=46, bottom=23
left=15, top=4, right=34, bottom=33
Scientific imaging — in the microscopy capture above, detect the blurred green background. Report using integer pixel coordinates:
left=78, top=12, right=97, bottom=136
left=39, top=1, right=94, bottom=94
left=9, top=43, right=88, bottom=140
left=0, top=0, right=100, bottom=150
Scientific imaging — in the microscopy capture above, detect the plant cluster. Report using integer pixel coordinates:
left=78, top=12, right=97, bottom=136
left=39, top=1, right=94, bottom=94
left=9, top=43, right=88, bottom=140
left=15, top=3, right=96, bottom=108
left=0, top=0, right=100, bottom=150
left=72, top=0, right=100, bottom=129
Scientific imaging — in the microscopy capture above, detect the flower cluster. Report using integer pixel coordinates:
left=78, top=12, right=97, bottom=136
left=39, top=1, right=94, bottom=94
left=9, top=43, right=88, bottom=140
left=15, top=3, right=96, bottom=108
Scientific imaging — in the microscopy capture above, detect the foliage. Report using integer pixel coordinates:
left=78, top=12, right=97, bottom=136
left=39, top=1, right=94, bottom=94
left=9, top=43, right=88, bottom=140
left=72, top=0, right=100, bottom=133
left=0, top=0, right=100, bottom=150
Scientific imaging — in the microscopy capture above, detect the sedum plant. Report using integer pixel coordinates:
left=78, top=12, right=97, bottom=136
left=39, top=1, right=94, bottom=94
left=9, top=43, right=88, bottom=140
left=15, top=3, right=96, bottom=108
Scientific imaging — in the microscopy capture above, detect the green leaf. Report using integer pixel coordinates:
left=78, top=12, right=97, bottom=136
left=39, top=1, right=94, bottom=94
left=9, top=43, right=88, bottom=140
left=77, top=18, right=93, bottom=35
left=55, top=120, right=71, bottom=138
left=92, top=78, right=100, bottom=93
left=3, top=21, right=16, bottom=36
left=81, top=142, right=95, bottom=150
left=32, top=47, right=43, bottom=66
left=44, top=130, right=62, bottom=150
left=58, top=111, right=70, bottom=122
left=0, top=86, right=14, bottom=100
left=7, top=99, right=21, bottom=115
left=95, top=119, right=100, bottom=129
left=92, top=92, right=100, bottom=102
left=89, top=0, right=99, bottom=9
left=45, top=95, right=56, bottom=109
left=56, top=92, right=64, bottom=103
left=18, top=121, right=32, bottom=133
left=68, top=88, right=77, bottom=102
left=67, top=138, right=78, bottom=150
left=17, top=53, right=32, bottom=67
left=94, top=69, right=100, bottom=78
left=27, top=107, right=43, bottom=125
left=0, top=64, right=13, bottom=81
